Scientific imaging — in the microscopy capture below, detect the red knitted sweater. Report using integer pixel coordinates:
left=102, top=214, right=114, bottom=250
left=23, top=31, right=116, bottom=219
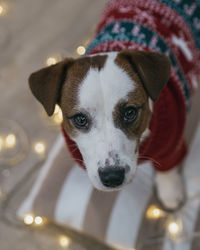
left=62, top=0, right=200, bottom=172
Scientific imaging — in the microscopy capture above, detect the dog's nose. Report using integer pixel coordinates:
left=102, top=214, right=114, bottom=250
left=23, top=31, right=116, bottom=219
left=98, top=167, right=125, bottom=187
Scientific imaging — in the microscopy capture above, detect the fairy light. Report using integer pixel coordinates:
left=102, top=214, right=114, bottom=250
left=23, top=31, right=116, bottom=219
left=0, top=5, right=3, bottom=15
left=146, top=205, right=164, bottom=219
left=46, top=57, right=57, bottom=66
left=34, top=216, right=43, bottom=225
left=76, top=45, right=86, bottom=55
left=54, top=104, right=60, bottom=114
left=58, top=235, right=71, bottom=248
left=53, top=104, right=63, bottom=124
left=0, top=3, right=8, bottom=16
left=5, top=134, right=16, bottom=148
left=167, top=222, right=180, bottom=235
left=53, top=111, right=63, bottom=124
left=168, top=222, right=179, bottom=234
left=167, top=218, right=183, bottom=239
left=34, top=142, right=46, bottom=154
left=24, top=214, right=34, bottom=225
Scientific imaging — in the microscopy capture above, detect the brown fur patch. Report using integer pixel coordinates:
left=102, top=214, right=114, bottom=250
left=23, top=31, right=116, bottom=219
left=29, top=58, right=74, bottom=116
left=114, top=52, right=152, bottom=149
left=115, top=49, right=171, bottom=101
left=61, top=55, right=107, bottom=137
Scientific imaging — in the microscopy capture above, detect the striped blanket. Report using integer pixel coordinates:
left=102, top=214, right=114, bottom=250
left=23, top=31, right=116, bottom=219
left=18, top=123, right=200, bottom=250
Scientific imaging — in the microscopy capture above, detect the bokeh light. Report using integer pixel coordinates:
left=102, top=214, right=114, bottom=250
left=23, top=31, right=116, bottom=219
left=76, top=45, right=86, bottom=55
left=58, top=235, right=71, bottom=248
left=24, top=214, right=34, bottom=225
left=34, top=142, right=46, bottom=154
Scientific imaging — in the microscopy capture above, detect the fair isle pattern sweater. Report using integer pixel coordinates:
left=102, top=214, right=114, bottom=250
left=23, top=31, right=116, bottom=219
left=62, top=0, right=200, bottom=171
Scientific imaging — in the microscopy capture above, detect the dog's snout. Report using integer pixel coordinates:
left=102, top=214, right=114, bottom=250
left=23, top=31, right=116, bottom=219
left=98, top=167, right=125, bottom=187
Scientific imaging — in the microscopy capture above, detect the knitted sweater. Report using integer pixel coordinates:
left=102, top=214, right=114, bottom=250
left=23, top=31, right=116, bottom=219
left=62, top=0, right=200, bottom=172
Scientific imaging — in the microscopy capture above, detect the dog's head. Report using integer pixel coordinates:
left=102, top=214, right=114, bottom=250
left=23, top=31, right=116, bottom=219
left=29, top=50, right=170, bottom=191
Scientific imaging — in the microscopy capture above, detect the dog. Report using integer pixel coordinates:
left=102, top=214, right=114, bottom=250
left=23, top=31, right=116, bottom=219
left=28, top=0, right=200, bottom=210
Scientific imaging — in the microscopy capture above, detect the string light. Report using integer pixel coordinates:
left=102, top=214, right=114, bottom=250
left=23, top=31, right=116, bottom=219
left=0, top=4, right=4, bottom=16
left=146, top=205, right=164, bottom=219
left=46, top=57, right=58, bottom=66
left=34, top=216, right=44, bottom=225
left=0, top=2, right=8, bottom=16
left=58, top=235, right=71, bottom=248
left=53, top=104, right=63, bottom=124
left=167, top=218, right=183, bottom=239
left=54, top=104, right=60, bottom=114
left=76, top=45, right=86, bottom=55
left=34, top=142, right=46, bottom=155
left=5, top=134, right=17, bottom=148
left=24, top=214, right=34, bottom=225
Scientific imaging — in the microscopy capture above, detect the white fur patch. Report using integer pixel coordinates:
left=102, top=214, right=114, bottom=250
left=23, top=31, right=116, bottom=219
left=78, top=52, right=135, bottom=117
left=73, top=53, right=138, bottom=190
left=155, top=168, right=185, bottom=209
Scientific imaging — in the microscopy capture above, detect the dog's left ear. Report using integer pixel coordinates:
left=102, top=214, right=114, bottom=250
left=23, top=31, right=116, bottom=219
left=29, top=58, right=74, bottom=116
left=116, top=50, right=171, bottom=101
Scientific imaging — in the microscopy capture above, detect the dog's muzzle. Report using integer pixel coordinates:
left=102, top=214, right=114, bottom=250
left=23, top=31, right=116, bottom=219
left=98, top=166, right=125, bottom=187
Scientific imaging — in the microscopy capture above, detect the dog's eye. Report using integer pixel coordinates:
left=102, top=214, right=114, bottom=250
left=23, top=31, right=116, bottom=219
left=72, top=113, right=88, bottom=129
left=123, top=106, right=138, bottom=123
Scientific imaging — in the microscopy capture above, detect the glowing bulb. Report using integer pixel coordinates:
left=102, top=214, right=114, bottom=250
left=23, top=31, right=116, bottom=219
left=167, top=219, right=182, bottom=239
left=0, top=5, right=3, bottom=15
left=58, top=235, right=71, bottom=248
left=34, top=142, right=46, bottom=154
left=0, top=136, right=3, bottom=151
left=54, top=104, right=60, bottom=114
left=24, top=214, right=34, bottom=225
left=5, top=134, right=16, bottom=148
left=0, top=3, right=7, bottom=16
left=34, top=216, right=43, bottom=225
left=46, top=57, right=57, bottom=66
left=168, top=222, right=180, bottom=234
left=76, top=46, right=86, bottom=55
left=53, top=105, right=63, bottom=124
left=146, top=205, right=164, bottom=219
left=53, top=111, right=63, bottom=124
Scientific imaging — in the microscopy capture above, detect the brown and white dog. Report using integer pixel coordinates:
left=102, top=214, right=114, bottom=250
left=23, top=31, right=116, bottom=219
left=28, top=0, right=200, bottom=210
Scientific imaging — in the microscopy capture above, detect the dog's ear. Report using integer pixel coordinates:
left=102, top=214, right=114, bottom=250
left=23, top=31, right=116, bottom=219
left=29, top=58, right=74, bottom=116
left=117, top=50, right=171, bottom=101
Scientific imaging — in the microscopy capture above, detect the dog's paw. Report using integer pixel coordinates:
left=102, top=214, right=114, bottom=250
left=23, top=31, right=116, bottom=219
left=155, top=168, right=186, bottom=211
